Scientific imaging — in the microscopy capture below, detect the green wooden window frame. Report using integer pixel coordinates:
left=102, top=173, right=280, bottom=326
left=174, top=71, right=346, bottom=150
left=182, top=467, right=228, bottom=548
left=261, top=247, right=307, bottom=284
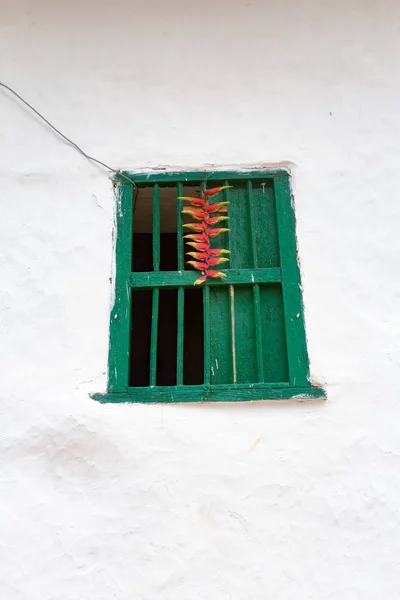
left=92, top=169, right=325, bottom=404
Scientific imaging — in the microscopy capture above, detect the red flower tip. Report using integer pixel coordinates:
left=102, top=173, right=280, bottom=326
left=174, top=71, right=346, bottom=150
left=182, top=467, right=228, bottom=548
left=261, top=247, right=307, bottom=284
left=183, top=222, right=208, bottom=232
left=206, top=228, right=230, bottom=238
left=206, top=270, right=227, bottom=279
left=187, top=260, right=208, bottom=271
left=207, top=257, right=229, bottom=266
left=178, top=196, right=204, bottom=207
left=206, top=215, right=229, bottom=226
left=186, top=251, right=208, bottom=261
left=185, top=241, right=210, bottom=252
left=182, top=208, right=207, bottom=221
left=194, top=275, right=207, bottom=285
left=202, top=185, right=232, bottom=198
left=206, top=201, right=229, bottom=213
left=208, top=248, right=230, bottom=256
left=184, top=233, right=209, bottom=242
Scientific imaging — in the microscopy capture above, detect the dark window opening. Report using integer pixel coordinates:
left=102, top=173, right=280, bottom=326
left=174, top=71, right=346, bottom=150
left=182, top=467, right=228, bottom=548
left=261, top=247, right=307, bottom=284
left=133, top=233, right=178, bottom=272
left=130, top=290, right=152, bottom=387
left=183, top=288, right=204, bottom=385
left=130, top=185, right=204, bottom=386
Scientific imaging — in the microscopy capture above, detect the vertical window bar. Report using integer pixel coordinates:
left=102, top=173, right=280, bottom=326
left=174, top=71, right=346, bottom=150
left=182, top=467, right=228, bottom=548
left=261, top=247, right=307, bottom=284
left=247, top=180, right=265, bottom=382
left=150, top=184, right=160, bottom=385
left=150, top=287, right=159, bottom=386
left=247, top=180, right=257, bottom=267
left=176, top=183, right=185, bottom=385
left=152, top=184, right=160, bottom=271
left=203, top=285, right=210, bottom=385
left=224, top=181, right=237, bottom=383
left=229, top=284, right=237, bottom=383
left=176, top=182, right=184, bottom=270
left=176, top=287, right=184, bottom=385
left=274, top=176, right=309, bottom=386
left=108, top=181, right=133, bottom=392
left=253, top=285, right=264, bottom=382
left=200, top=181, right=210, bottom=385
left=224, top=180, right=231, bottom=254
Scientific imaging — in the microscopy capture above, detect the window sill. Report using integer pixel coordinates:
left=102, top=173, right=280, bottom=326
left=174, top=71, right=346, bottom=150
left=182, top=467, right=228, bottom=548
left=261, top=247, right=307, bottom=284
left=91, top=384, right=326, bottom=404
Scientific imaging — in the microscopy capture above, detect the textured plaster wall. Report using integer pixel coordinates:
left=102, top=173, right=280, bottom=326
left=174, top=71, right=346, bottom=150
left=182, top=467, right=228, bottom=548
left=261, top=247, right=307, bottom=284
left=1, top=0, right=400, bottom=598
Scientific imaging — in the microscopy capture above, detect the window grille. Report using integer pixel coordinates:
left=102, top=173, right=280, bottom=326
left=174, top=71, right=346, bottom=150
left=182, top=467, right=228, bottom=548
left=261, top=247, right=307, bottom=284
left=92, top=170, right=325, bottom=403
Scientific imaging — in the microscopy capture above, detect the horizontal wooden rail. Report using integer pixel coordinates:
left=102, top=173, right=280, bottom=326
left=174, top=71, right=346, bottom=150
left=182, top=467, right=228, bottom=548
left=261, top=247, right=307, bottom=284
left=92, top=383, right=326, bottom=404
left=130, top=268, right=282, bottom=289
left=112, top=169, right=289, bottom=183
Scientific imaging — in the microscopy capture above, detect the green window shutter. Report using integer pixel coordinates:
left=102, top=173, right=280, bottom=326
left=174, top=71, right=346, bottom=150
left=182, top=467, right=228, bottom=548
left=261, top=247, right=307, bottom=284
left=92, top=170, right=325, bottom=403
left=106, top=181, right=133, bottom=393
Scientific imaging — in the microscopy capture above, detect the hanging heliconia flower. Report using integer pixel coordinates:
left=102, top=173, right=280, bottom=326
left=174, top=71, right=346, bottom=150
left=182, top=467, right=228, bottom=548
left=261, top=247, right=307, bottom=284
left=178, top=186, right=232, bottom=285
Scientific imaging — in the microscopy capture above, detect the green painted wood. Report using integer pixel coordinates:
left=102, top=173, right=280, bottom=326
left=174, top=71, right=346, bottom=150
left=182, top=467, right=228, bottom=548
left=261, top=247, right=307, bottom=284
left=246, top=180, right=257, bottom=267
left=246, top=180, right=264, bottom=381
left=203, top=285, right=210, bottom=384
left=176, top=286, right=184, bottom=385
left=234, top=286, right=258, bottom=383
left=91, top=384, right=326, bottom=404
left=130, top=268, right=281, bottom=288
left=107, top=181, right=134, bottom=392
left=253, top=284, right=265, bottom=382
left=176, top=182, right=184, bottom=270
left=152, top=184, right=160, bottom=271
left=260, top=283, right=289, bottom=382
left=149, top=287, right=159, bottom=386
left=229, top=184, right=253, bottom=268
left=252, top=179, right=280, bottom=268
left=209, top=286, right=232, bottom=384
left=274, top=176, right=310, bottom=386
left=112, top=169, right=290, bottom=184
left=229, top=286, right=237, bottom=382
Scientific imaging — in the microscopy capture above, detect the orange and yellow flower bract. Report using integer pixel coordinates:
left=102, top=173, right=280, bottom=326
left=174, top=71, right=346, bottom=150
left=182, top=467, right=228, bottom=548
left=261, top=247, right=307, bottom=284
left=178, top=185, right=232, bottom=284
left=206, top=201, right=229, bottom=213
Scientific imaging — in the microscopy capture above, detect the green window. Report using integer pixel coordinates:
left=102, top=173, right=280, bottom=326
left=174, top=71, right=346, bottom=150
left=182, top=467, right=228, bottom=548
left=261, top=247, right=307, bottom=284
left=92, top=169, right=325, bottom=403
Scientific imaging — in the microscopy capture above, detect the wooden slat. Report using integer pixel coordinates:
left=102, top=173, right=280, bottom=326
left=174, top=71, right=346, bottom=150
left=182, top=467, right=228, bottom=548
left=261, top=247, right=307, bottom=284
left=209, top=286, right=232, bottom=384
left=247, top=179, right=265, bottom=382
left=234, top=286, right=258, bottom=383
left=274, top=176, right=309, bottom=386
left=229, top=285, right=237, bottom=383
left=130, top=267, right=281, bottom=288
left=176, top=286, right=184, bottom=385
left=149, top=287, right=159, bottom=386
left=253, top=284, right=265, bottom=382
left=152, top=184, right=160, bottom=271
left=260, top=284, right=289, bottom=382
left=229, top=184, right=253, bottom=268
left=176, top=182, right=184, bottom=270
left=107, top=181, right=133, bottom=392
left=112, top=169, right=290, bottom=184
left=247, top=179, right=257, bottom=267
left=92, top=383, right=327, bottom=404
left=252, top=179, right=280, bottom=268
left=208, top=181, right=233, bottom=385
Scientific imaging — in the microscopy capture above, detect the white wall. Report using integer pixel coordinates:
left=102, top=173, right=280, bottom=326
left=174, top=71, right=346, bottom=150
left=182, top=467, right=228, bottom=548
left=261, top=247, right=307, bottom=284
left=1, top=0, right=400, bottom=598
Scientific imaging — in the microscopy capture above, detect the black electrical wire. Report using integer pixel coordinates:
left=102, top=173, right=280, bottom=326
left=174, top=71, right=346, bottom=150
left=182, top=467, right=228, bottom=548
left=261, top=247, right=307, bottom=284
left=0, top=80, right=137, bottom=191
